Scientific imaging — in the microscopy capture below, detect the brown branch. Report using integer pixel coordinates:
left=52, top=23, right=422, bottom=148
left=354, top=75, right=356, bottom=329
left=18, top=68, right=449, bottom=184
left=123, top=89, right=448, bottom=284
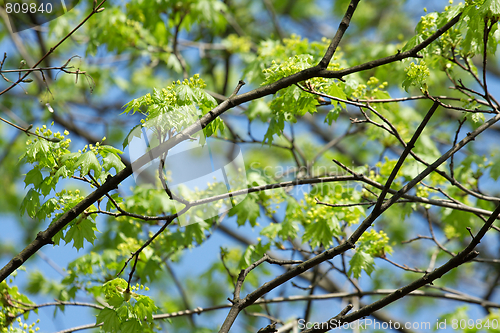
left=330, top=160, right=500, bottom=219
left=0, top=4, right=464, bottom=284
left=450, top=117, right=467, bottom=180
left=115, top=206, right=188, bottom=278
left=301, top=203, right=500, bottom=333
left=315, top=198, right=412, bottom=208
left=0, top=0, right=107, bottom=96
left=0, top=116, right=60, bottom=143
left=318, top=0, right=360, bottom=69
left=482, top=18, right=499, bottom=109
left=317, top=13, right=462, bottom=79
left=281, top=109, right=500, bottom=333
left=173, top=11, right=189, bottom=80
left=12, top=300, right=105, bottom=317
left=58, top=286, right=500, bottom=333
left=372, top=101, right=439, bottom=214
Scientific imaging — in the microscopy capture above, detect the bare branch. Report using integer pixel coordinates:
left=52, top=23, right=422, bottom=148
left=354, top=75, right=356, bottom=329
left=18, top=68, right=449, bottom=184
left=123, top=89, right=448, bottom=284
left=318, top=0, right=360, bottom=69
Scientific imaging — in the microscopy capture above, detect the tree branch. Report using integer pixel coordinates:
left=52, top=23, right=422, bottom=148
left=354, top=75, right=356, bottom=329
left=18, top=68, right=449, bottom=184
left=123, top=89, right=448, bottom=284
left=0, top=0, right=107, bottom=96
left=0, top=4, right=465, bottom=284
left=301, top=203, right=500, bottom=333
left=317, top=13, right=462, bottom=79
left=318, top=0, right=360, bottom=69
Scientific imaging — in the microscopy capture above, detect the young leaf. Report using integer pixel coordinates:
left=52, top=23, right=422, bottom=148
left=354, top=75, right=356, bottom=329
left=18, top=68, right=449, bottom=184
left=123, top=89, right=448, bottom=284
left=228, top=195, right=261, bottom=227
left=96, top=308, right=120, bottom=333
left=120, top=318, right=141, bottom=333
left=64, top=218, right=98, bottom=250
left=348, top=250, right=375, bottom=279
left=103, top=153, right=126, bottom=173
left=20, top=188, right=40, bottom=218
left=24, top=168, right=43, bottom=189
left=302, top=215, right=341, bottom=249
left=75, top=151, right=102, bottom=178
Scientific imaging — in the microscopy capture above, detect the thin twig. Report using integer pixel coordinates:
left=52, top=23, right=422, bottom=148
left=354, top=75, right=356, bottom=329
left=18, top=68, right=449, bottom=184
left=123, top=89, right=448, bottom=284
left=0, top=1, right=107, bottom=96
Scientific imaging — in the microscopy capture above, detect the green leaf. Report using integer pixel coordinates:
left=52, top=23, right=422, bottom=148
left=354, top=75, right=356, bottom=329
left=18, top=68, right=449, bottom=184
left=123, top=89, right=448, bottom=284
left=166, top=53, right=183, bottom=73
left=20, top=188, right=40, bottom=218
left=481, top=0, right=500, bottom=17
left=54, top=165, right=70, bottom=180
left=302, top=215, right=341, bottom=249
left=102, top=153, right=126, bottom=173
left=106, top=193, right=124, bottom=211
left=134, top=295, right=157, bottom=321
left=402, top=34, right=424, bottom=52
left=280, top=198, right=300, bottom=239
left=194, top=0, right=227, bottom=31
left=260, top=223, right=282, bottom=240
left=122, top=124, right=142, bottom=149
left=184, top=220, right=208, bottom=245
left=107, top=295, right=125, bottom=308
left=96, top=308, right=120, bottom=333
left=99, top=145, right=124, bottom=156
left=471, top=112, right=485, bottom=124
left=26, top=271, right=46, bottom=294
left=103, top=278, right=128, bottom=299
left=60, top=152, right=81, bottom=164
left=228, top=195, right=261, bottom=226
left=64, top=218, right=98, bottom=250
left=53, top=229, right=64, bottom=246
left=176, top=84, right=196, bottom=104
left=327, top=82, right=347, bottom=108
left=462, top=7, right=484, bottom=55
left=348, top=250, right=375, bottom=279
left=27, top=139, right=49, bottom=162
left=279, top=218, right=299, bottom=240
left=116, top=303, right=128, bottom=318
left=325, top=105, right=342, bottom=125
left=121, top=319, right=141, bottom=333
left=263, top=115, right=285, bottom=145
left=442, top=208, right=478, bottom=240
left=75, top=151, right=102, bottom=178
left=39, top=176, right=56, bottom=196
left=36, top=198, right=57, bottom=220
left=24, top=168, right=43, bottom=188
left=238, top=242, right=271, bottom=269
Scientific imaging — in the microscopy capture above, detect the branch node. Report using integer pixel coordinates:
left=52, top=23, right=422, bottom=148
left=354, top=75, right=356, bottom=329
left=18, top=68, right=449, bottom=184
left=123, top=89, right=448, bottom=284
left=466, top=227, right=475, bottom=240
left=231, top=80, right=246, bottom=97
